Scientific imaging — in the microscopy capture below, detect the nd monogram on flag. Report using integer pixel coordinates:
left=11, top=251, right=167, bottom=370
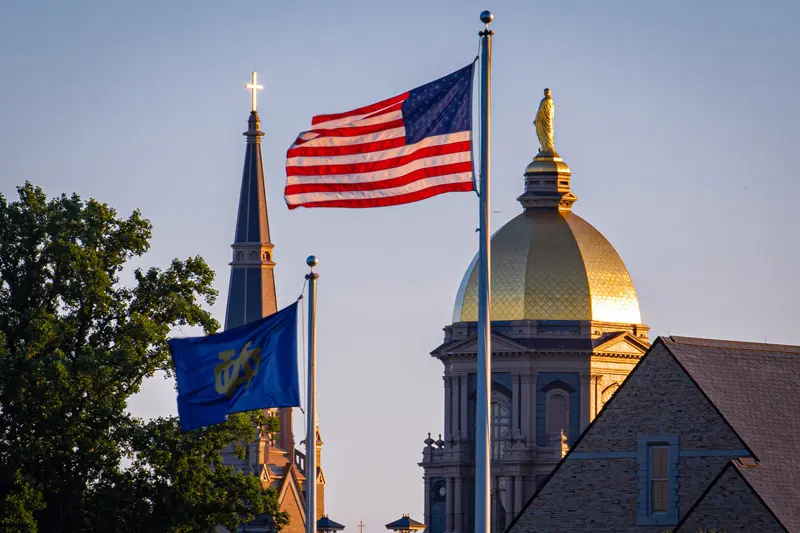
left=285, top=63, right=476, bottom=209
left=168, top=303, right=300, bottom=431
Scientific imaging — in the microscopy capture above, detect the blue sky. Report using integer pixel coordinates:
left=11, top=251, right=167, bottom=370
left=1, top=0, right=798, bottom=529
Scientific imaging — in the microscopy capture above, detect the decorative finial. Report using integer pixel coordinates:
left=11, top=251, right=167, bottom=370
left=305, top=255, right=319, bottom=281
left=480, top=10, right=494, bottom=24
left=534, top=87, right=555, bottom=154
left=246, top=71, right=264, bottom=112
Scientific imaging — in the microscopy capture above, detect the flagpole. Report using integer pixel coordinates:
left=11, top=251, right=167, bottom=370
left=476, top=10, right=493, bottom=533
left=305, top=255, right=319, bottom=533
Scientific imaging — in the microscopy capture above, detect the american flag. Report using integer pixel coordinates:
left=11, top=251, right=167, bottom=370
left=284, top=63, right=475, bottom=209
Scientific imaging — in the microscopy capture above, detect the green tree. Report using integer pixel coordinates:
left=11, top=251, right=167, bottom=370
left=0, top=183, right=289, bottom=532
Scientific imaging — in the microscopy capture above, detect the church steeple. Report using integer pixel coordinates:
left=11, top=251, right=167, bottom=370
left=224, top=103, right=277, bottom=329
left=224, top=74, right=294, bottom=455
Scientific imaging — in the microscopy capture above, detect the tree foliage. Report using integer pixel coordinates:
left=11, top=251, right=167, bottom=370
left=0, top=183, right=289, bottom=532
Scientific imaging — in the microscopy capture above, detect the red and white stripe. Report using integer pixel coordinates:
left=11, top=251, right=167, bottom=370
left=285, top=93, right=474, bottom=209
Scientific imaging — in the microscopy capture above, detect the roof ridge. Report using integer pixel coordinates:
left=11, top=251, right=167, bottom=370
left=667, top=335, right=800, bottom=354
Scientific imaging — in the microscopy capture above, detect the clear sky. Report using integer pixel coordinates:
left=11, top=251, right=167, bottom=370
left=1, top=0, right=798, bottom=529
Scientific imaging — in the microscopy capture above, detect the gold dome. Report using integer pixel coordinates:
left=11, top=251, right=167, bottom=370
left=453, top=209, right=642, bottom=324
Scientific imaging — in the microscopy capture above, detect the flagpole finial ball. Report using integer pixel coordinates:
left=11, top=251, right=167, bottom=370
left=480, top=10, right=494, bottom=24
left=306, top=256, right=319, bottom=268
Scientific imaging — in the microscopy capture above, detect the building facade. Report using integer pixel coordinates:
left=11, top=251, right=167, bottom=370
left=420, top=108, right=650, bottom=533
left=220, top=107, right=325, bottom=533
left=508, top=336, right=800, bottom=532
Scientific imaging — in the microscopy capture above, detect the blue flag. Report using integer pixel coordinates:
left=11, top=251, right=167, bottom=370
left=168, top=302, right=301, bottom=431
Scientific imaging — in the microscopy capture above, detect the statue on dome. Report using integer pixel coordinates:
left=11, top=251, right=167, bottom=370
left=534, top=88, right=555, bottom=154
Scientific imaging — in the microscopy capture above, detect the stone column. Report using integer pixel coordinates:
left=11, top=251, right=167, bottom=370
left=522, top=373, right=535, bottom=445
left=511, top=373, right=521, bottom=435
left=580, top=373, right=591, bottom=431
left=424, top=475, right=431, bottom=529
left=444, top=375, right=453, bottom=441
left=445, top=477, right=454, bottom=533
left=489, top=475, right=496, bottom=533
left=459, top=374, right=469, bottom=440
left=453, top=477, right=463, bottom=533
left=514, top=475, right=523, bottom=516
left=505, top=481, right=514, bottom=529
left=590, top=374, right=600, bottom=418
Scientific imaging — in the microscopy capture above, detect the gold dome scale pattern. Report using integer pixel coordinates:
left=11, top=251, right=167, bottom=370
left=453, top=210, right=641, bottom=324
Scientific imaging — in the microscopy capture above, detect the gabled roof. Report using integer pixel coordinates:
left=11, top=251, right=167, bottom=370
left=431, top=332, right=532, bottom=357
left=277, top=464, right=307, bottom=527
left=506, top=335, right=800, bottom=533
left=664, top=336, right=800, bottom=532
left=674, top=460, right=789, bottom=532
left=592, top=331, right=650, bottom=355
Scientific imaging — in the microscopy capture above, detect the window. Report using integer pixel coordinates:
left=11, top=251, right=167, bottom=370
left=650, top=446, right=669, bottom=512
left=636, top=434, right=679, bottom=526
left=429, top=480, right=446, bottom=533
left=600, top=383, right=619, bottom=408
left=491, top=400, right=511, bottom=459
left=536, top=375, right=578, bottom=447
left=546, top=392, right=569, bottom=444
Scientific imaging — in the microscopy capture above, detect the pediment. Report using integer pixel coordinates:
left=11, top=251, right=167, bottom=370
left=593, top=332, right=649, bottom=356
left=258, top=464, right=271, bottom=486
left=278, top=466, right=307, bottom=524
left=433, top=333, right=531, bottom=356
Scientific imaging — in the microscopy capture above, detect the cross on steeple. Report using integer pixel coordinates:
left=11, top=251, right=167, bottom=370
left=358, top=519, right=365, bottom=533
left=246, top=71, right=263, bottom=112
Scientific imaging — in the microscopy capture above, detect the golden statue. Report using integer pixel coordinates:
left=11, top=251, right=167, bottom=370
left=534, top=88, right=555, bottom=154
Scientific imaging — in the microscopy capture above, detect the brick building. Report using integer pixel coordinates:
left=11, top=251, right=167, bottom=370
left=508, top=336, right=800, bottom=532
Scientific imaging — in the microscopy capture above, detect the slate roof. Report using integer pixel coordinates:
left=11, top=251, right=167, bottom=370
left=664, top=336, right=800, bottom=532
left=674, top=460, right=788, bottom=532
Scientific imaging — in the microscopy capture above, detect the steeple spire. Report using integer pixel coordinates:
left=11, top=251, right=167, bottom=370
left=224, top=73, right=296, bottom=455
left=224, top=102, right=277, bottom=329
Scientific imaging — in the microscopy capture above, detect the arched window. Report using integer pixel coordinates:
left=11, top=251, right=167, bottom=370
left=429, top=480, right=446, bottom=533
left=490, top=399, right=511, bottom=459
left=546, top=392, right=569, bottom=444
left=601, top=383, right=620, bottom=408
